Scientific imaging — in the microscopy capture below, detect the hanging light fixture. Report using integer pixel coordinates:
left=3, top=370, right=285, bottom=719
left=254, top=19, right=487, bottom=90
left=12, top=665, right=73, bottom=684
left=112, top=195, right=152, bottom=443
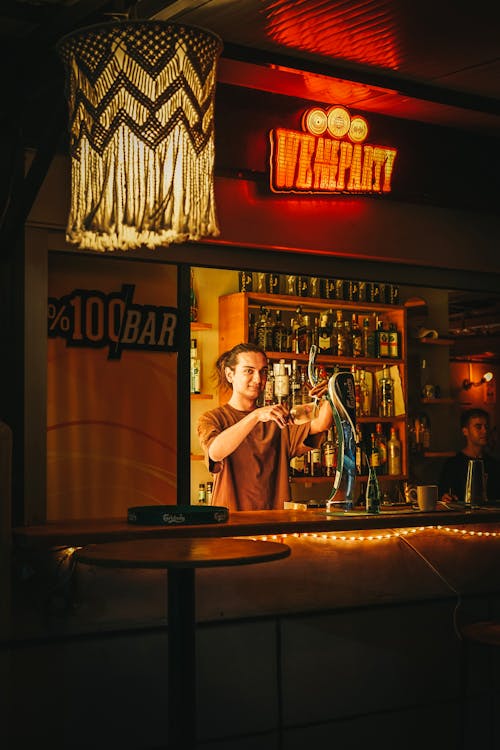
left=462, top=371, right=494, bottom=390
left=57, top=20, right=222, bottom=251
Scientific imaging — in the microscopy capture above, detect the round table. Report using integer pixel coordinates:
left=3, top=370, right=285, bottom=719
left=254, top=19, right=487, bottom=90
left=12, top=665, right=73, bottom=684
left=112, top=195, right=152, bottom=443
left=75, top=536, right=291, bottom=750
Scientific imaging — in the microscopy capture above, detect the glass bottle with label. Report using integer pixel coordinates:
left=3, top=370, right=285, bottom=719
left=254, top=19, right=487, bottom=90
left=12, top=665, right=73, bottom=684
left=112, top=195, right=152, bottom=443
left=362, top=316, right=377, bottom=358
left=365, top=465, right=381, bottom=514
left=388, top=322, right=400, bottom=358
left=272, top=309, right=286, bottom=352
left=351, top=313, right=363, bottom=357
left=190, top=268, right=198, bottom=323
left=322, top=427, right=337, bottom=477
left=206, top=481, right=213, bottom=505
left=274, top=359, right=290, bottom=406
left=190, top=338, right=201, bottom=394
left=334, top=310, right=349, bottom=356
left=198, top=482, right=206, bottom=504
left=370, top=432, right=380, bottom=472
left=298, top=366, right=310, bottom=404
left=375, top=422, right=388, bottom=474
left=263, top=360, right=276, bottom=406
left=256, top=306, right=272, bottom=351
left=378, top=365, right=394, bottom=417
left=289, top=359, right=300, bottom=409
left=318, top=311, right=333, bottom=355
left=298, top=314, right=313, bottom=354
left=387, top=426, right=402, bottom=476
left=377, top=320, right=390, bottom=358
left=310, top=446, right=322, bottom=476
left=359, top=369, right=371, bottom=416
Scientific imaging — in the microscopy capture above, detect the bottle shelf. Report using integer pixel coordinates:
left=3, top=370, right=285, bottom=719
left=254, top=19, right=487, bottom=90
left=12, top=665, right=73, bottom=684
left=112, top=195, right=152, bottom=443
left=244, top=291, right=404, bottom=313
left=290, top=473, right=406, bottom=483
left=190, top=394, right=213, bottom=400
left=358, top=415, right=406, bottom=423
left=264, top=351, right=403, bottom=366
left=423, top=451, right=455, bottom=458
left=190, top=453, right=204, bottom=461
left=191, top=322, right=213, bottom=331
left=417, top=337, right=454, bottom=346
left=420, top=397, right=454, bottom=404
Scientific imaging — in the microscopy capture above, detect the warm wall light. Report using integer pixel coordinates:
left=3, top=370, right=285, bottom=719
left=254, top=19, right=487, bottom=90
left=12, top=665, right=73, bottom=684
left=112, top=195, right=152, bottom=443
left=462, top=371, right=494, bottom=390
left=57, top=21, right=222, bottom=251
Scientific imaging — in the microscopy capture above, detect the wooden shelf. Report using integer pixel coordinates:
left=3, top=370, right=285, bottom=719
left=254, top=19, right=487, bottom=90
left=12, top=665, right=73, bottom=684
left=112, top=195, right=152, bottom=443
left=190, top=321, right=212, bottom=330
left=190, top=393, right=213, bottom=400
left=190, top=453, right=204, bottom=461
left=420, top=397, right=454, bottom=404
left=241, top=291, right=404, bottom=314
left=417, top=337, right=455, bottom=346
left=265, top=351, right=403, bottom=366
left=423, top=451, right=455, bottom=458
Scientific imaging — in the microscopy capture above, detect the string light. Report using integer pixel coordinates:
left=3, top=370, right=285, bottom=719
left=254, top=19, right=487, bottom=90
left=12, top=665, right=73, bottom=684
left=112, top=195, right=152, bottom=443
left=250, top=526, right=500, bottom=545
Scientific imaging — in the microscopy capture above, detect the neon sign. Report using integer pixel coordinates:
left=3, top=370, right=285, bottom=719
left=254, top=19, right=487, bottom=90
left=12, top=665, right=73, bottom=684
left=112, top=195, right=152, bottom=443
left=269, top=106, right=397, bottom=195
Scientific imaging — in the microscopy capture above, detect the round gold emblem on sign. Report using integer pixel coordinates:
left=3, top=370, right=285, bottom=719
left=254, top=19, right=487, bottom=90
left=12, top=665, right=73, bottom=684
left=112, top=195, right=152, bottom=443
left=326, top=106, right=351, bottom=138
left=349, top=116, right=369, bottom=143
left=302, top=107, right=328, bottom=136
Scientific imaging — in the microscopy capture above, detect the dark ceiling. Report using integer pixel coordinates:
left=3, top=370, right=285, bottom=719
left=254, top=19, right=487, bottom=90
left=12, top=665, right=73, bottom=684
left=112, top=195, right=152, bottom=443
left=2, top=0, right=500, bottom=136
left=2, top=0, right=500, bottom=355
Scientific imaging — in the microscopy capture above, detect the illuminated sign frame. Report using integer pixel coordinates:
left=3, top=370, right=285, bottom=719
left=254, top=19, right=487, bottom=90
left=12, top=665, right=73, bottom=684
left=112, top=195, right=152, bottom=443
left=269, top=105, right=397, bottom=195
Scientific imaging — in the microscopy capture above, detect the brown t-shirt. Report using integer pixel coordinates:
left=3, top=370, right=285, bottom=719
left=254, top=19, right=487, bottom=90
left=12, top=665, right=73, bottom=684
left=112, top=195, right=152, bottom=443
left=197, top=403, right=313, bottom=511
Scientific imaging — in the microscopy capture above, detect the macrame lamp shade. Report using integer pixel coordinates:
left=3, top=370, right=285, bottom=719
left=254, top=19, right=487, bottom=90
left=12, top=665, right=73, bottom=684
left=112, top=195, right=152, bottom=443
left=57, top=21, right=222, bottom=251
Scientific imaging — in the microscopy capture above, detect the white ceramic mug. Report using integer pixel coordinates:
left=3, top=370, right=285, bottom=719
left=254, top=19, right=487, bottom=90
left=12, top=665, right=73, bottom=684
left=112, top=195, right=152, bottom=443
left=417, top=484, right=438, bottom=511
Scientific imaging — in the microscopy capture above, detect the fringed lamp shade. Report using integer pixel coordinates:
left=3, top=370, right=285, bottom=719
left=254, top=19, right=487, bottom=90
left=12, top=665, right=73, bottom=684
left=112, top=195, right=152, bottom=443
left=57, top=21, right=222, bottom=251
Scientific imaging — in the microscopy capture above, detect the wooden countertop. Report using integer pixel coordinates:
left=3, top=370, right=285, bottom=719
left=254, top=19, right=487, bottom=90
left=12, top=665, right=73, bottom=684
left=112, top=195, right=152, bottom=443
left=12, top=506, right=500, bottom=548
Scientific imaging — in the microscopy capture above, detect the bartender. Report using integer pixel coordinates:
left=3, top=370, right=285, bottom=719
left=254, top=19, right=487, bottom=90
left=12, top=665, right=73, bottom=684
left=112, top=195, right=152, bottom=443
left=438, top=408, right=500, bottom=503
left=197, top=342, right=332, bottom=511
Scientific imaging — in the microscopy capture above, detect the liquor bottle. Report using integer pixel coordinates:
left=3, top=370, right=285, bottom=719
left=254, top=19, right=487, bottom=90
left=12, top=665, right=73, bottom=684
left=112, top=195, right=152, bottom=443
left=378, top=365, right=394, bottom=417
left=370, top=432, right=380, bottom=472
left=322, top=427, right=336, bottom=476
left=198, top=482, right=206, bottom=504
left=351, top=313, right=363, bottom=357
left=274, top=359, right=290, bottom=406
left=190, top=338, right=201, bottom=394
left=289, top=359, right=300, bottom=408
left=365, top=465, right=381, bottom=514
left=375, top=422, right=388, bottom=474
left=282, top=315, right=293, bottom=353
left=342, top=319, right=353, bottom=356
left=310, top=446, right=322, bottom=477
left=272, top=309, right=286, bottom=352
left=355, top=424, right=365, bottom=475
left=190, top=268, right=198, bottom=322
left=359, top=369, right=371, bottom=416
left=298, top=314, right=313, bottom=354
left=377, top=319, right=390, bottom=358
left=388, top=322, right=400, bottom=358
left=256, top=306, right=272, bottom=351
left=239, top=270, right=253, bottom=292
left=263, top=360, right=276, bottom=405
left=334, top=310, right=348, bottom=356
left=206, top=481, right=213, bottom=504
left=318, top=311, right=333, bottom=355
left=297, top=276, right=309, bottom=297
left=352, top=365, right=361, bottom=418
left=387, top=426, right=402, bottom=476
left=362, top=316, right=377, bottom=358
left=312, top=315, right=319, bottom=349
left=248, top=312, right=257, bottom=345
left=298, top=366, right=310, bottom=404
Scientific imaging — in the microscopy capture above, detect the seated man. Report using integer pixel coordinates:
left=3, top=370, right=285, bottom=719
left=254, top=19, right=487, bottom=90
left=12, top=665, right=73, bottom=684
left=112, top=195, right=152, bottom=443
left=439, top=408, right=500, bottom=504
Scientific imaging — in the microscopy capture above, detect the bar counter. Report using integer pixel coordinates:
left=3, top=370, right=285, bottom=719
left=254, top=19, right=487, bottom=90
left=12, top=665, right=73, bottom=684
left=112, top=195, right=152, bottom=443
left=12, top=505, right=500, bottom=548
